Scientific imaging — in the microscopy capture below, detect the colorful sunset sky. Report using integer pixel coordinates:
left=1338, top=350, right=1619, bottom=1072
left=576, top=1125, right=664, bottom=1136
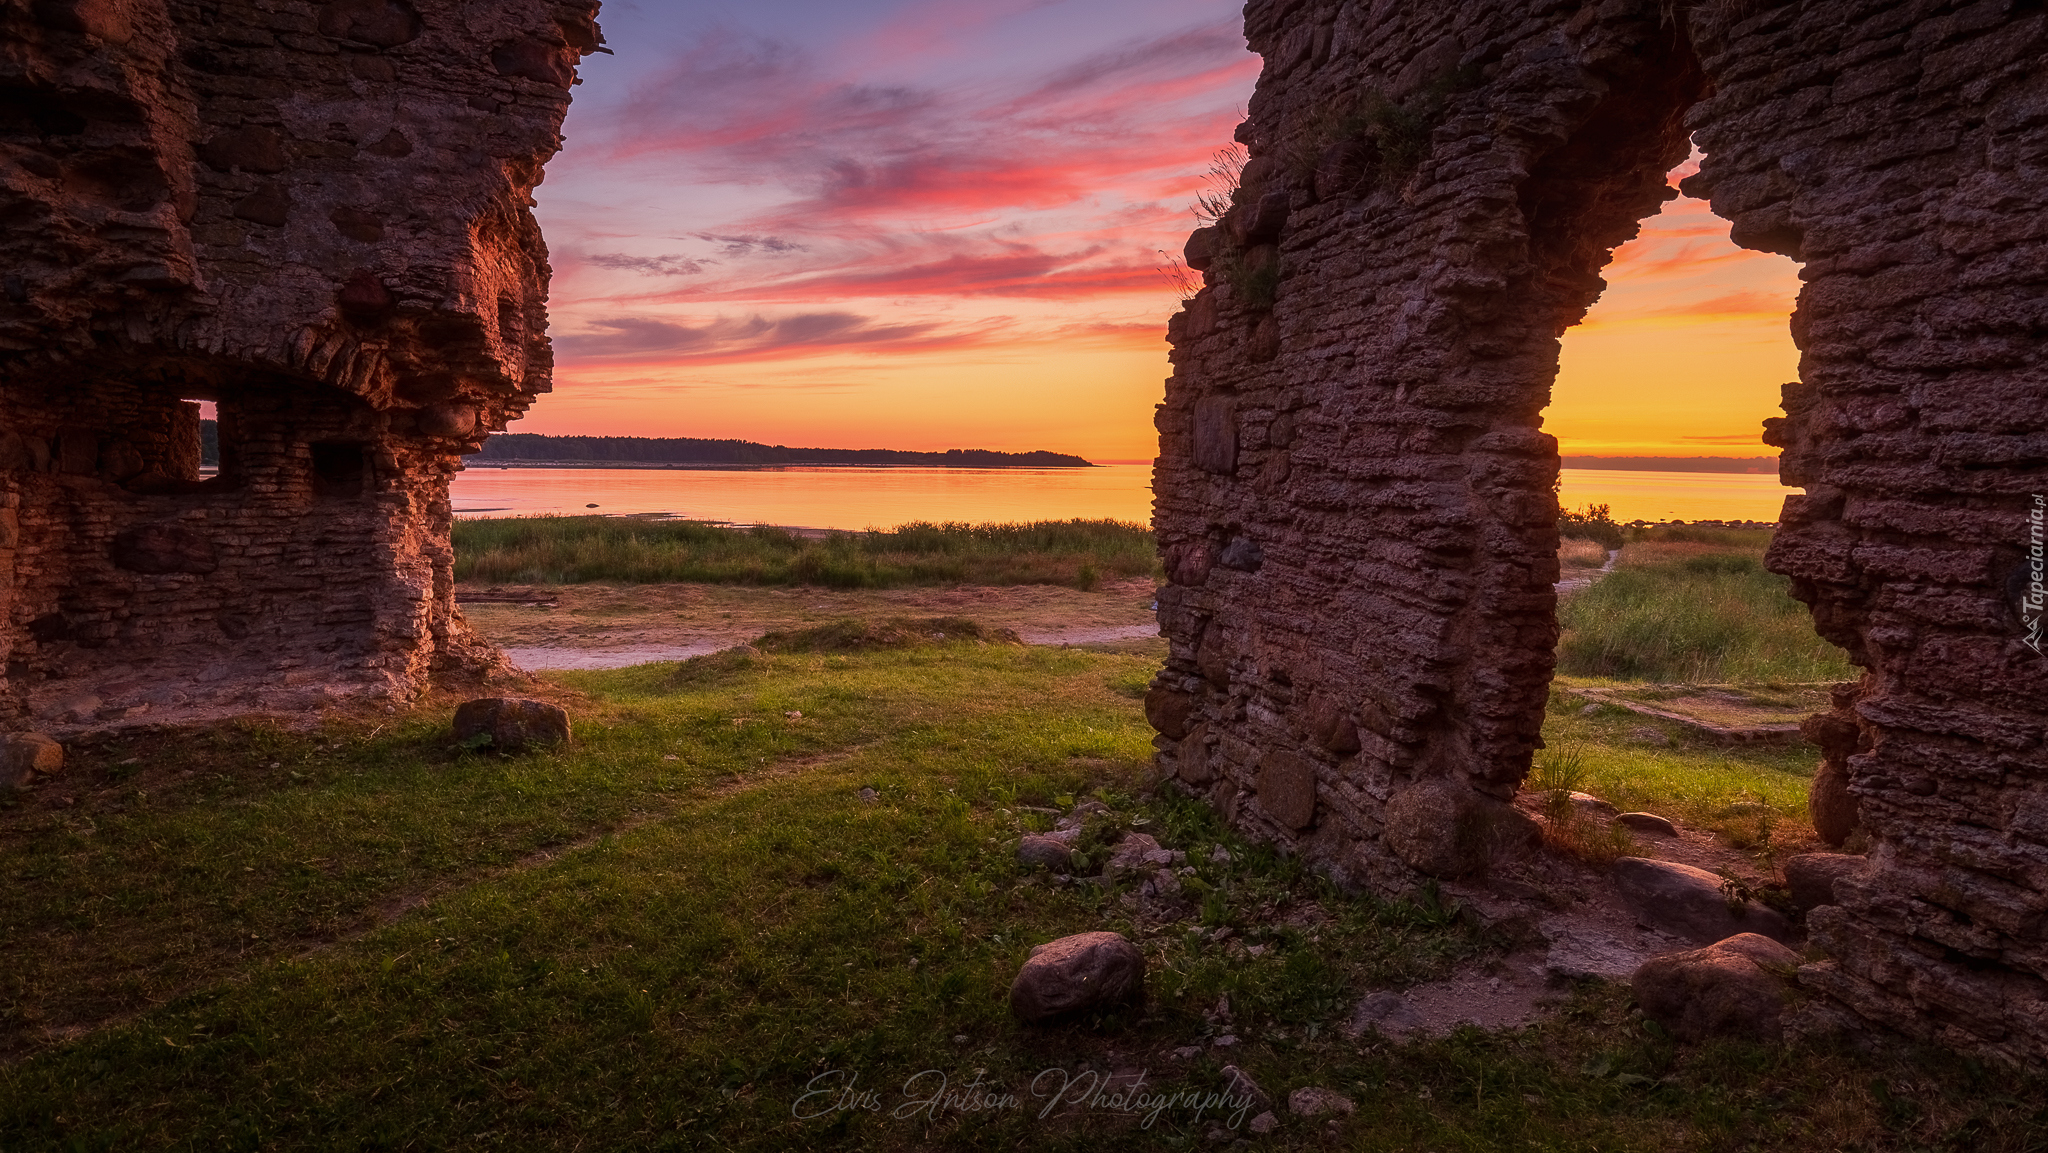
left=529, top=0, right=1803, bottom=462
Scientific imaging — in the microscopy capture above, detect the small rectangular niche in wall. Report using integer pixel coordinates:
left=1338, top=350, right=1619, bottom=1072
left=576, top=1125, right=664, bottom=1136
left=113, top=398, right=207, bottom=491
left=310, top=441, right=368, bottom=498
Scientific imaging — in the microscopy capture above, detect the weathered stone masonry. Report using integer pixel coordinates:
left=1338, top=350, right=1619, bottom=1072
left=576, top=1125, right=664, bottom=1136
left=0, top=0, right=600, bottom=726
left=1150, top=0, right=2048, bottom=1060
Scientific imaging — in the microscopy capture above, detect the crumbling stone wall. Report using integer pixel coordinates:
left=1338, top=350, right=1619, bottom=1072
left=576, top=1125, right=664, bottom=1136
left=1151, top=0, right=2048, bottom=1061
left=0, top=0, right=601, bottom=725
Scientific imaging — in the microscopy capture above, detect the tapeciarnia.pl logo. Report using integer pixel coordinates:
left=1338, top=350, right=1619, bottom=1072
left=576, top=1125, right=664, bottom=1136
left=2024, top=494, right=2045, bottom=656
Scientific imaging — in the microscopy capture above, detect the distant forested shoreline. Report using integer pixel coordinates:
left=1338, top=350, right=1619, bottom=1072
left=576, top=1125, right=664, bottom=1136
left=466, top=433, right=1095, bottom=469
left=1562, top=456, right=1775, bottom=473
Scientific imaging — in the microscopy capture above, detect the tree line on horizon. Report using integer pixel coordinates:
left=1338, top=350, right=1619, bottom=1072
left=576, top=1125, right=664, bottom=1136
left=466, top=433, right=1094, bottom=469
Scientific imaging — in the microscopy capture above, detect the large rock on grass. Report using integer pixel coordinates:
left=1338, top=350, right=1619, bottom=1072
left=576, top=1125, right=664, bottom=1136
left=1632, top=933, right=1799, bottom=1042
left=1, top=733, right=63, bottom=789
left=1611, top=857, right=1794, bottom=945
left=1010, top=931, right=1144, bottom=1023
left=1016, top=834, right=1074, bottom=871
left=453, top=698, right=571, bottom=754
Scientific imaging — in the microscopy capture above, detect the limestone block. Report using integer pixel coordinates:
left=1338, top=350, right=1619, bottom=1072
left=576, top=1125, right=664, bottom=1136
left=1784, top=852, right=1867, bottom=915
left=110, top=524, right=217, bottom=574
left=1192, top=397, right=1238, bottom=475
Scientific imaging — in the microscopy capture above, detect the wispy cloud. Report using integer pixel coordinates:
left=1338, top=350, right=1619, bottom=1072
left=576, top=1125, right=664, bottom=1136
left=689, top=233, right=808, bottom=256
left=556, top=310, right=973, bottom=364
left=586, top=253, right=713, bottom=277
left=563, top=15, right=1255, bottom=299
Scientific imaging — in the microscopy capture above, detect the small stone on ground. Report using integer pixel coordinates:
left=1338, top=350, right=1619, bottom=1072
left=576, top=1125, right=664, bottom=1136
left=1614, top=812, right=1678, bottom=836
left=1289, top=1087, right=1356, bottom=1117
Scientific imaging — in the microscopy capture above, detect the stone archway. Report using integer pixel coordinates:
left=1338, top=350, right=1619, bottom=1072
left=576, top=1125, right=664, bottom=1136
left=1150, top=0, right=2048, bottom=1061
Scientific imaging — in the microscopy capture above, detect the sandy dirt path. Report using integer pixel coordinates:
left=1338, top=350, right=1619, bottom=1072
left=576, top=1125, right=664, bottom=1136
left=458, top=577, right=1163, bottom=669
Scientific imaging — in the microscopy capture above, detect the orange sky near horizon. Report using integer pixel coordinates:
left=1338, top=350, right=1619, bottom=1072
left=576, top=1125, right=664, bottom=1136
left=528, top=3, right=1804, bottom=464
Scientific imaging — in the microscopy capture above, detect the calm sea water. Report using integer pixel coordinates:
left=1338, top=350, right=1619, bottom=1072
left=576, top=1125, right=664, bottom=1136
left=450, top=465, right=1795, bottom=528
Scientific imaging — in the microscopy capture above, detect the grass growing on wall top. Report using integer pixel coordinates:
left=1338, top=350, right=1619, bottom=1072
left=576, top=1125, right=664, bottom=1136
left=451, top=515, right=1161, bottom=589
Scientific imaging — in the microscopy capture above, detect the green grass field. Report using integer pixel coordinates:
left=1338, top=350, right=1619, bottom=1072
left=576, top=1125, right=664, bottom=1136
left=2, top=640, right=2038, bottom=1150
left=1558, top=528, right=1856, bottom=685
left=451, top=516, right=1160, bottom=590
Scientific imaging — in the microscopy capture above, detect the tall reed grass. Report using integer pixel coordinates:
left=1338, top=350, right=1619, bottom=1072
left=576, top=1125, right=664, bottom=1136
left=1558, top=540, right=1855, bottom=683
left=451, top=515, right=1160, bottom=589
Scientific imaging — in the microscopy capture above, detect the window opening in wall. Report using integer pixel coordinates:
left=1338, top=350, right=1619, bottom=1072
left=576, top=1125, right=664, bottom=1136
left=311, top=441, right=368, bottom=497
left=1548, top=145, right=1801, bottom=525
left=187, top=398, right=218, bottom=475
left=1545, top=144, right=1853, bottom=691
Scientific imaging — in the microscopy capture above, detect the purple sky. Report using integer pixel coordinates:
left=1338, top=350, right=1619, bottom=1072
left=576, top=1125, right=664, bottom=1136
left=529, top=0, right=1260, bottom=456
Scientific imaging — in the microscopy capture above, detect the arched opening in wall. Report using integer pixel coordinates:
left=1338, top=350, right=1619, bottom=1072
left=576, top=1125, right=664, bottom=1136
left=1540, top=143, right=1857, bottom=827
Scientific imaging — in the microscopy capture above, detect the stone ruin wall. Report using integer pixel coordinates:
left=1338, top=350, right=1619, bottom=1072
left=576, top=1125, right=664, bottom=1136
left=1149, top=0, right=2048, bottom=1061
left=0, top=0, right=602, bottom=728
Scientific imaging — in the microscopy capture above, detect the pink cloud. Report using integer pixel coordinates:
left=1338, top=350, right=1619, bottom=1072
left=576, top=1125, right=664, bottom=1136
left=593, top=21, right=1255, bottom=229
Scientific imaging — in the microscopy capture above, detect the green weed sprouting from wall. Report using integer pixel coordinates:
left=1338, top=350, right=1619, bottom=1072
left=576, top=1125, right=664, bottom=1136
left=1286, top=66, right=1481, bottom=194
left=1214, top=243, right=1282, bottom=312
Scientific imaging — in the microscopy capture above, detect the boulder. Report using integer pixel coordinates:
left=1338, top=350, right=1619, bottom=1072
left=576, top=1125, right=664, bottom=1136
left=1, top=733, right=63, bottom=789
left=418, top=403, right=479, bottom=437
left=1783, top=852, right=1866, bottom=914
left=1632, top=933, right=1798, bottom=1042
left=1009, top=931, right=1144, bottom=1023
left=1614, top=812, right=1678, bottom=837
left=1610, top=857, right=1795, bottom=945
left=1385, top=778, right=1538, bottom=878
left=452, top=697, right=571, bottom=753
left=1016, top=834, right=1073, bottom=871
left=1144, top=685, right=1195, bottom=739
left=1256, top=749, right=1317, bottom=829
left=1808, top=758, right=1860, bottom=847
left=1288, top=1087, right=1356, bottom=1117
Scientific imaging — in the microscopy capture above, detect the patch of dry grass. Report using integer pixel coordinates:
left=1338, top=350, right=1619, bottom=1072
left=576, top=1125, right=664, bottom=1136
left=1560, top=538, right=1611, bottom=570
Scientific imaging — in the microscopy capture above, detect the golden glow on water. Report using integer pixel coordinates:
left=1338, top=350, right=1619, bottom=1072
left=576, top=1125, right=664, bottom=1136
left=1558, top=469, right=1793, bottom=523
left=450, top=466, right=1157, bottom=529
left=452, top=466, right=1793, bottom=529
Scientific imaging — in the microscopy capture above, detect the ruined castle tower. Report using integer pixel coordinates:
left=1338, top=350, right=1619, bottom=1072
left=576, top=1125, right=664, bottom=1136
left=1151, top=0, right=2047, bottom=1060
left=0, top=0, right=601, bottom=724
